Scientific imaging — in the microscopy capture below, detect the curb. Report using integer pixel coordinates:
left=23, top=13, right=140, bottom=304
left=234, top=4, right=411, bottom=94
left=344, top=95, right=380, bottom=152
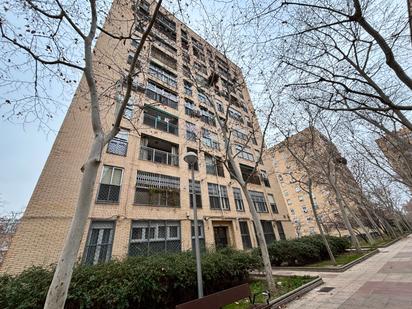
left=361, top=237, right=402, bottom=249
left=265, top=276, right=323, bottom=308
left=271, top=249, right=379, bottom=273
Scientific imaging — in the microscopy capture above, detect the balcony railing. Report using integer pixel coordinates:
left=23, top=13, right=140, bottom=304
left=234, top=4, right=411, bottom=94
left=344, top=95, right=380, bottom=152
left=143, top=113, right=178, bottom=135
left=139, top=145, right=179, bottom=166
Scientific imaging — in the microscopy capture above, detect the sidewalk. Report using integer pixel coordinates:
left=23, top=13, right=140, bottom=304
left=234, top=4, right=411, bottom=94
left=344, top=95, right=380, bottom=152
left=273, top=235, right=412, bottom=309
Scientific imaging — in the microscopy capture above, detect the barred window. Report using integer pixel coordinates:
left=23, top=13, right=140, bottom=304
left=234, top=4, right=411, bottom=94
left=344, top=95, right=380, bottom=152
left=276, top=221, right=286, bottom=240
left=145, top=80, right=178, bottom=109
left=208, top=183, right=230, bottom=210
left=191, top=220, right=205, bottom=251
left=97, top=166, right=123, bottom=203
left=268, top=194, right=278, bottom=214
left=248, top=191, right=268, bottom=213
left=84, top=221, right=114, bottom=265
left=232, top=129, right=248, bottom=141
left=239, top=221, right=252, bottom=249
left=115, top=95, right=134, bottom=120
left=260, top=221, right=276, bottom=244
left=189, top=180, right=202, bottom=208
left=134, top=171, right=180, bottom=207
left=129, top=220, right=181, bottom=256
left=233, top=188, right=244, bottom=211
left=228, top=107, right=242, bottom=122
left=185, top=98, right=196, bottom=117
left=107, top=130, right=129, bottom=156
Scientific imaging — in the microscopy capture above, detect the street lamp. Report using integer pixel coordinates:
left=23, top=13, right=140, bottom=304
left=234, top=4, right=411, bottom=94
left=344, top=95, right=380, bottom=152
left=184, top=151, right=203, bottom=298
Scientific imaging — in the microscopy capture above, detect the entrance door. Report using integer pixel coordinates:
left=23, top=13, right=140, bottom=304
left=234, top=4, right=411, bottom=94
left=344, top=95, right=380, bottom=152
left=214, top=226, right=228, bottom=248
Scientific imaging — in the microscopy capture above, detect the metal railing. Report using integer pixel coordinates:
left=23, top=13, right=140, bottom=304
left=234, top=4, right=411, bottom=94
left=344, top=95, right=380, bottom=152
left=139, top=145, right=179, bottom=166
left=143, top=113, right=178, bottom=135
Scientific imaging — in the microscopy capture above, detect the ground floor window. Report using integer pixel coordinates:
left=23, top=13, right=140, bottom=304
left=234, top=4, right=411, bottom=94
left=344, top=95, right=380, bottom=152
left=191, top=220, right=205, bottom=251
left=129, top=220, right=181, bottom=256
left=239, top=221, right=252, bottom=249
left=84, top=221, right=115, bottom=265
left=276, top=221, right=286, bottom=240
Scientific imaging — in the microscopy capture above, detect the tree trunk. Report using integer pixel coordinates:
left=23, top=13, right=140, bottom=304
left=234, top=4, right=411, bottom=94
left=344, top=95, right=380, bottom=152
left=44, top=137, right=103, bottom=309
left=308, top=179, right=336, bottom=265
left=241, top=185, right=275, bottom=291
left=331, top=176, right=362, bottom=253
left=345, top=205, right=374, bottom=245
left=363, top=206, right=384, bottom=240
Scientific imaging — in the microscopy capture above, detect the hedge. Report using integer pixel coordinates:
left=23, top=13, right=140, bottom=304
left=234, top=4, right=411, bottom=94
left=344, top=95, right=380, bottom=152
left=0, top=249, right=259, bottom=309
left=267, top=235, right=350, bottom=266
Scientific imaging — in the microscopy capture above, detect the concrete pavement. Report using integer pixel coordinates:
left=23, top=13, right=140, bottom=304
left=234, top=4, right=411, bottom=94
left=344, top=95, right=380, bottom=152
left=273, top=235, right=412, bottom=309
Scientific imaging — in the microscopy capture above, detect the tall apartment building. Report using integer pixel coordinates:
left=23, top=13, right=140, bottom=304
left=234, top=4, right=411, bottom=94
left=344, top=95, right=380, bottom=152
left=269, top=128, right=364, bottom=237
left=1, top=0, right=294, bottom=274
left=376, top=127, right=412, bottom=191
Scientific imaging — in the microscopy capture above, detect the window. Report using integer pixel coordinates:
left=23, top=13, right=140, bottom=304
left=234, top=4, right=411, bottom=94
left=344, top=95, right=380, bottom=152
left=295, top=186, right=301, bottom=192
left=232, top=129, right=248, bottom=141
left=184, top=80, right=192, bottom=96
left=191, top=220, right=205, bottom=251
left=151, top=46, right=177, bottom=69
left=261, top=170, right=270, bottom=187
left=134, top=171, right=180, bottom=207
left=200, top=107, right=216, bottom=126
left=290, top=208, right=295, bottom=214
left=189, top=180, right=202, bottom=208
left=287, top=199, right=292, bottom=205
left=239, top=221, right=252, bottom=249
left=260, top=221, right=276, bottom=244
left=240, top=164, right=261, bottom=185
left=236, top=145, right=254, bottom=161
left=84, top=221, right=114, bottom=265
left=276, top=221, right=286, bottom=240
left=228, top=107, right=243, bottom=122
left=97, top=166, right=123, bottom=203
left=145, top=81, right=178, bottom=109
left=298, top=195, right=304, bottom=202
left=208, top=183, right=230, bottom=210
left=248, top=191, right=268, bottom=212
left=143, top=106, right=179, bottom=135
left=268, top=194, right=278, bottom=214
left=129, top=220, right=181, bottom=256
left=233, top=188, right=244, bottom=211
left=202, top=129, right=220, bottom=150
left=186, top=121, right=197, bottom=141
left=302, top=206, right=308, bottom=213
left=115, top=95, right=134, bottom=120
left=216, top=101, right=224, bottom=113
left=148, top=62, right=177, bottom=88
left=107, top=129, right=129, bottom=156
left=185, top=98, right=196, bottom=117
left=205, top=154, right=224, bottom=177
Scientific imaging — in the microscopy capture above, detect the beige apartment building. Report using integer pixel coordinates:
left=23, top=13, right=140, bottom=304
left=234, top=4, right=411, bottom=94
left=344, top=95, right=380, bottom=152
left=269, top=128, right=363, bottom=237
left=1, top=0, right=294, bottom=274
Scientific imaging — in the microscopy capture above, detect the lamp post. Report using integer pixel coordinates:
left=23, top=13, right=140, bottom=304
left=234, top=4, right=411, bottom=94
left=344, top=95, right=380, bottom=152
left=184, top=152, right=203, bottom=298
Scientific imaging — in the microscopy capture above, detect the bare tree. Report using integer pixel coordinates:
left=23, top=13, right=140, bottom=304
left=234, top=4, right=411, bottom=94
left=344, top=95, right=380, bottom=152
left=1, top=0, right=163, bottom=307
left=0, top=212, right=21, bottom=266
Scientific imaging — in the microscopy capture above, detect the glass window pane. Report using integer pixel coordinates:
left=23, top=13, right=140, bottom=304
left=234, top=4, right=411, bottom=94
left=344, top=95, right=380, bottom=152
left=101, top=166, right=112, bottom=184
left=112, top=168, right=122, bottom=185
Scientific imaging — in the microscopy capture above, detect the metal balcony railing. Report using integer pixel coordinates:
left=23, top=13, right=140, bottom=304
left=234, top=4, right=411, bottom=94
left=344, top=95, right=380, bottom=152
left=139, top=145, right=179, bottom=166
left=143, top=113, right=178, bottom=135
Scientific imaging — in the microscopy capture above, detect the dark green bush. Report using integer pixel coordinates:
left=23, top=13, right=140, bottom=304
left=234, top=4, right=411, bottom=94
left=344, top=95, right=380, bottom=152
left=267, top=235, right=350, bottom=266
left=0, top=249, right=260, bottom=309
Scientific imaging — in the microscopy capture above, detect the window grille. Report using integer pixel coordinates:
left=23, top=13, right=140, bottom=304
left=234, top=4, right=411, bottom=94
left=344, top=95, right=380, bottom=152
left=84, top=221, right=114, bottom=265
left=236, top=145, right=254, bottom=161
left=202, top=129, right=219, bottom=149
left=107, top=130, right=129, bottom=156
left=129, top=220, right=181, bottom=256
left=135, top=171, right=180, bottom=207
left=97, top=166, right=122, bottom=203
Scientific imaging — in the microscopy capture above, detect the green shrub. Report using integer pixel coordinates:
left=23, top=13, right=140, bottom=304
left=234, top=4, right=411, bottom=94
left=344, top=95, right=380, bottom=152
left=267, top=235, right=350, bottom=266
left=0, top=249, right=259, bottom=309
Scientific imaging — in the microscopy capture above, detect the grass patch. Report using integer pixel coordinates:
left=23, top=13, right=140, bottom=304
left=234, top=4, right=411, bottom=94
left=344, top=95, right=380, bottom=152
left=223, top=276, right=314, bottom=309
left=357, top=237, right=395, bottom=248
left=305, top=251, right=366, bottom=267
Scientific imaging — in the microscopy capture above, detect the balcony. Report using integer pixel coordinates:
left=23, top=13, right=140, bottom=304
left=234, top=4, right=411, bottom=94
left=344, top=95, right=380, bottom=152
left=139, top=146, right=178, bottom=166
left=139, top=134, right=179, bottom=167
left=143, top=113, right=178, bottom=135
